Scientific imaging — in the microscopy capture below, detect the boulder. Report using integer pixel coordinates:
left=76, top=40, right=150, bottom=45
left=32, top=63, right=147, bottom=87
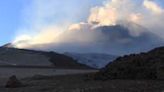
left=5, top=75, right=23, bottom=88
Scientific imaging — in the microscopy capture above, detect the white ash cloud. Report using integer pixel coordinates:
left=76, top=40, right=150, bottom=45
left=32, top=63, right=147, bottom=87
left=12, top=0, right=164, bottom=55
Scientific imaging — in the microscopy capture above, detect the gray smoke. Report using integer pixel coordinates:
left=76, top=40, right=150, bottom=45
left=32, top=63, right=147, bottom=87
left=12, top=0, right=164, bottom=55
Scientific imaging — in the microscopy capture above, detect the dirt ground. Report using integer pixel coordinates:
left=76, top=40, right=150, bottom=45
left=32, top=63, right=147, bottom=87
left=0, top=74, right=164, bottom=92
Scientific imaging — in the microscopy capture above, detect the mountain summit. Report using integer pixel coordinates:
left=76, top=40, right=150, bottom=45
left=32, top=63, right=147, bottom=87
left=2, top=43, right=14, bottom=48
left=93, top=23, right=163, bottom=55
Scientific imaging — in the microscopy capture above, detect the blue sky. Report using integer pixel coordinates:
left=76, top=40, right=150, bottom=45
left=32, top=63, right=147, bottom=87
left=0, top=0, right=163, bottom=46
left=0, top=0, right=103, bottom=46
left=0, top=0, right=23, bottom=45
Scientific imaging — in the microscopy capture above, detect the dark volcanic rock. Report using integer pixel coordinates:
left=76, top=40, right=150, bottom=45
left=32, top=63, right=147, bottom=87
left=2, top=43, right=14, bottom=48
left=5, top=75, right=23, bottom=88
left=97, top=46, right=164, bottom=80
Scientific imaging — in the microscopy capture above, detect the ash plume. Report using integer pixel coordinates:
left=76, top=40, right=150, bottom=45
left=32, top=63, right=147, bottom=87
left=12, top=0, right=164, bottom=55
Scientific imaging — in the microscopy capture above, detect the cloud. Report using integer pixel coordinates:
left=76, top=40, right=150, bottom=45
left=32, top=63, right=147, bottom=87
left=13, top=26, right=63, bottom=48
left=12, top=0, right=164, bottom=55
left=88, top=6, right=117, bottom=26
left=68, top=22, right=93, bottom=31
left=88, top=0, right=135, bottom=26
left=143, top=0, right=163, bottom=14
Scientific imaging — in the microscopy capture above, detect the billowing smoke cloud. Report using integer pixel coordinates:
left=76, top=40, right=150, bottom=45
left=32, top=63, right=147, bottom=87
left=143, top=0, right=163, bottom=14
left=88, top=0, right=138, bottom=26
left=12, top=0, right=164, bottom=55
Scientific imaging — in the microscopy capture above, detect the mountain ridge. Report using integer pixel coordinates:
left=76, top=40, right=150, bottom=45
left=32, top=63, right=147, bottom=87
left=0, top=47, right=92, bottom=69
left=96, top=46, right=164, bottom=80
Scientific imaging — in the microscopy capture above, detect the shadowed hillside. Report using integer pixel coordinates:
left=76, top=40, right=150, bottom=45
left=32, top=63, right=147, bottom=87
left=96, top=46, right=164, bottom=80
left=0, top=47, right=91, bottom=69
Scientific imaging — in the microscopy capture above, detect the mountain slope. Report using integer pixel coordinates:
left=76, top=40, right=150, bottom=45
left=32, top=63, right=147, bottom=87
left=96, top=46, right=164, bottom=79
left=94, top=24, right=163, bottom=55
left=64, top=52, right=117, bottom=69
left=0, top=47, right=91, bottom=69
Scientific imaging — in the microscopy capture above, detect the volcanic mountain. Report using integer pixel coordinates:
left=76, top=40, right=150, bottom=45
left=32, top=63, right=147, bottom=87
left=2, top=23, right=164, bottom=69
left=93, top=23, right=163, bottom=55
left=11, top=22, right=164, bottom=56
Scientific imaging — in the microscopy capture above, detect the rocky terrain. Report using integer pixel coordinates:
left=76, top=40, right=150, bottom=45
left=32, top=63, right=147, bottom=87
left=0, top=45, right=164, bottom=92
left=0, top=74, right=164, bottom=92
left=97, top=46, right=164, bottom=80
left=0, top=47, right=163, bottom=92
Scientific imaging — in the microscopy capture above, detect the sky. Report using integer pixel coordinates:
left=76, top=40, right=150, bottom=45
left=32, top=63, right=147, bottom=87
left=0, top=0, right=103, bottom=46
left=0, top=0, right=23, bottom=45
